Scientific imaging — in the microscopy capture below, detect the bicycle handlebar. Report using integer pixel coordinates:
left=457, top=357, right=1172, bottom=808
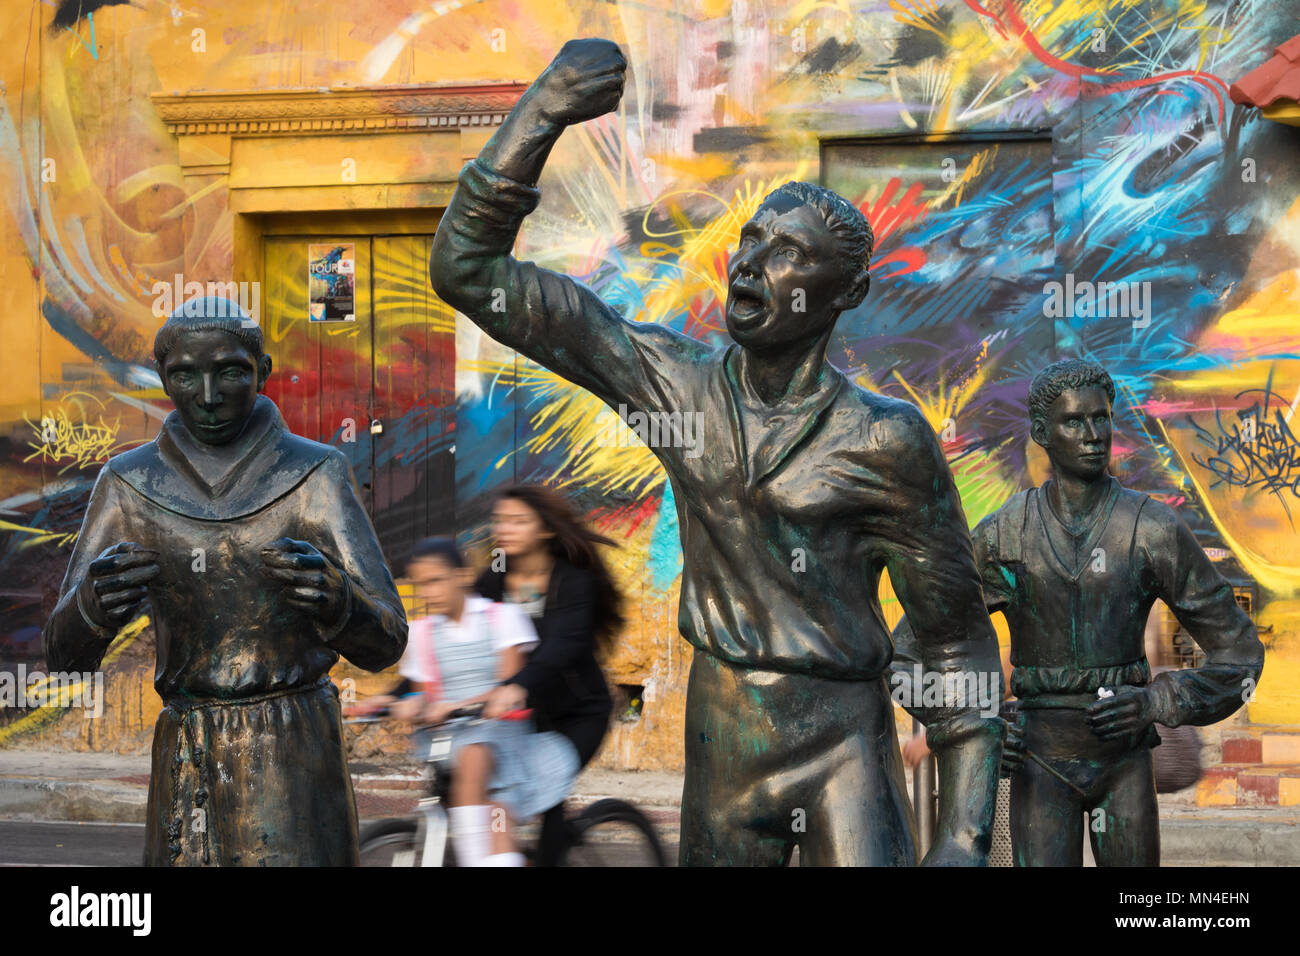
left=345, top=700, right=533, bottom=728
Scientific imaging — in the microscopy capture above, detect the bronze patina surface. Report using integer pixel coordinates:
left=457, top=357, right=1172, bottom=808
left=43, top=300, right=408, bottom=866
left=430, top=38, right=1005, bottom=866
left=896, top=359, right=1265, bottom=866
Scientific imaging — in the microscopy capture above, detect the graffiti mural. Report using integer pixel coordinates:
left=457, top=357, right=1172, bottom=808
left=2, top=0, right=1299, bottom=763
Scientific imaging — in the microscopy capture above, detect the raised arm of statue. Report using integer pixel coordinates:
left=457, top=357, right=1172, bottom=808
left=429, top=38, right=709, bottom=415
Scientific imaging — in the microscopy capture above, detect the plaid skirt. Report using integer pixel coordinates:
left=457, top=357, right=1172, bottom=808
left=415, top=717, right=580, bottom=821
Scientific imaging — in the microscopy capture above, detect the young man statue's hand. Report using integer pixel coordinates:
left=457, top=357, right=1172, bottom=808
left=1085, top=685, right=1158, bottom=740
left=528, top=38, right=627, bottom=129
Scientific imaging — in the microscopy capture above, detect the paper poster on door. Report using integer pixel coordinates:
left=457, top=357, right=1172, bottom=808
left=308, top=244, right=356, bottom=322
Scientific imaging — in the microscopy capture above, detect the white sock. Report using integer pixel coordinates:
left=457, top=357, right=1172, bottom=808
left=482, top=851, right=525, bottom=867
left=449, top=804, right=492, bottom=868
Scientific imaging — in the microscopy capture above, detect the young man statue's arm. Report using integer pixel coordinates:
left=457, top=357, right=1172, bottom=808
left=1086, top=501, right=1265, bottom=739
left=879, top=407, right=1004, bottom=866
left=429, top=38, right=705, bottom=413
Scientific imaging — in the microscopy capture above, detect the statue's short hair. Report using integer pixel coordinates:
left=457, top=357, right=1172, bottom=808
left=760, top=181, right=874, bottom=304
left=1028, top=359, right=1116, bottom=426
left=154, top=297, right=264, bottom=366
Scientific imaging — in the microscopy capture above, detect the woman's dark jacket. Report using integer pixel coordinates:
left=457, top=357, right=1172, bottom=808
left=475, top=557, right=612, bottom=765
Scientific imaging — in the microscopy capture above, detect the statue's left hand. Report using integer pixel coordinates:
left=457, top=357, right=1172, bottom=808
left=261, top=537, right=348, bottom=626
left=1085, top=685, right=1157, bottom=741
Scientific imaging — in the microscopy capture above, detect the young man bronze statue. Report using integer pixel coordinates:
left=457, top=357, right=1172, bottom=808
left=43, top=299, right=408, bottom=866
left=899, top=358, right=1264, bottom=866
left=431, top=38, right=1004, bottom=866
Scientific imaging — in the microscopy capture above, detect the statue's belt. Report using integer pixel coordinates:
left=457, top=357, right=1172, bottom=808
left=1018, top=693, right=1109, bottom=710
left=163, top=675, right=333, bottom=713
left=1011, top=659, right=1151, bottom=699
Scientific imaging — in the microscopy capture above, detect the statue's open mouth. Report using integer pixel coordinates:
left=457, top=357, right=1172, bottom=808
left=729, top=287, right=765, bottom=321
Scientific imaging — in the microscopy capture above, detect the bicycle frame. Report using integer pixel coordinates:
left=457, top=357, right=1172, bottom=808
left=353, top=704, right=554, bottom=867
left=409, top=723, right=457, bottom=867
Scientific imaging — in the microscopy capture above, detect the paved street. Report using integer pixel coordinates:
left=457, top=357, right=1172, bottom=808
left=0, top=819, right=678, bottom=867
left=0, top=820, right=146, bottom=867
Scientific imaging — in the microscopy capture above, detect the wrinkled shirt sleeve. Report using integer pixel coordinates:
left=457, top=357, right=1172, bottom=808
left=881, top=411, right=1005, bottom=751
left=430, top=159, right=709, bottom=415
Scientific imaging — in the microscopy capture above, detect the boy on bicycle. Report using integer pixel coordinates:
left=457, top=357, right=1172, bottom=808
left=395, top=538, right=580, bottom=866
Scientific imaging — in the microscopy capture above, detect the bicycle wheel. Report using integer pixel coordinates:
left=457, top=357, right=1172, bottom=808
left=560, top=799, right=667, bottom=867
left=358, top=818, right=422, bottom=867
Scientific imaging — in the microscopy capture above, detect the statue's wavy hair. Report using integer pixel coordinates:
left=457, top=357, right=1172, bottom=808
left=761, top=181, right=874, bottom=309
left=1027, top=359, right=1116, bottom=428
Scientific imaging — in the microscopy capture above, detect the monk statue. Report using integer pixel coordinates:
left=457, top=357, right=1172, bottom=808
left=43, top=298, right=408, bottom=866
left=895, top=358, right=1265, bottom=865
left=430, top=38, right=1005, bottom=865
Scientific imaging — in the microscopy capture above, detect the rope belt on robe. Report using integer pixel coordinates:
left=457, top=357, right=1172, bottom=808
left=162, top=675, right=333, bottom=863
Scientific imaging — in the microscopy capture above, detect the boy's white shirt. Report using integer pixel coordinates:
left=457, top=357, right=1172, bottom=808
left=398, top=596, right=538, bottom=685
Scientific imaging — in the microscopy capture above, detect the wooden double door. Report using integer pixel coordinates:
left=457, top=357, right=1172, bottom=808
left=261, top=232, right=456, bottom=567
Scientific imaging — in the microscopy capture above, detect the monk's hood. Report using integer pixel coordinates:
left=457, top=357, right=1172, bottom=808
left=108, top=395, right=334, bottom=520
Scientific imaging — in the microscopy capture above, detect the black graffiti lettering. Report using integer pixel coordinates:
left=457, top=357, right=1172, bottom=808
left=1189, top=387, right=1300, bottom=519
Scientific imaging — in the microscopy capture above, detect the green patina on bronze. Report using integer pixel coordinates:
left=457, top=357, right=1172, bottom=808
left=899, top=358, right=1264, bottom=867
left=430, top=37, right=1004, bottom=866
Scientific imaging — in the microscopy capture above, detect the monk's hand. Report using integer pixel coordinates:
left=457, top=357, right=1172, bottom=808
left=1085, top=685, right=1157, bottom=741
left=529, top=38, right=627, bottom=128
left=261, top=538, right=348, bottom=626
left=78, top=542, right=160, bottom=629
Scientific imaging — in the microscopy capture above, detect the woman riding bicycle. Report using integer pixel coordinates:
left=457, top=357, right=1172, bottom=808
left=474, top=484, right=624, bottom=866
left=397, top=536, right=580, bottom=866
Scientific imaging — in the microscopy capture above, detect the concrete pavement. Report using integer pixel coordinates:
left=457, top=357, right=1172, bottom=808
left=2, top=748, right=1298, bottom=865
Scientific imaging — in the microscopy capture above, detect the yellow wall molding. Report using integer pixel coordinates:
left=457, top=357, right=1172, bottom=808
left=151, top=83, right=527, bottom=137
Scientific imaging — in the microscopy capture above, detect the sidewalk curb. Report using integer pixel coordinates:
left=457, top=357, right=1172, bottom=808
left=0, top=777, right=150, bottom=823
left=0, top=770, right=684, bottom=826
left=3, top=762, right=1297, bottom=865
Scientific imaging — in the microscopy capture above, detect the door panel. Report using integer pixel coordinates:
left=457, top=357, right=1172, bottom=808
left=372, top=234, right=457, bottom=565
left=262, top=237, right=375, bottom=513
left=262, top=231, right=456, bottom=568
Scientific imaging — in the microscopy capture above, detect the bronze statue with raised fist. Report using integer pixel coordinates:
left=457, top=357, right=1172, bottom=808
left=431, top=38, right=1005, bottom=866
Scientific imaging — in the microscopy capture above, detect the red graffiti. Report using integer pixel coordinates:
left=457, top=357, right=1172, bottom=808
left=966, top=0, right=1228, bottom=125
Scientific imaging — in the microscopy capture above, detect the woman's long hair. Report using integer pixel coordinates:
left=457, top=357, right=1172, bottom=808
left=496, top=484, right=625, bottom=654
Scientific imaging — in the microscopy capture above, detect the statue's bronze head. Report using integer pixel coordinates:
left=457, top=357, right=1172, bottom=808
left=726, top=182, right=873, bottom=352
left=153, top=298, right=273, bottom=446
left=1029, top=358, right=1116, bottom=482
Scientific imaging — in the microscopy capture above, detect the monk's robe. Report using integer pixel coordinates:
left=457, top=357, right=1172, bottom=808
left=44, top=395, right=407, bottom=866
